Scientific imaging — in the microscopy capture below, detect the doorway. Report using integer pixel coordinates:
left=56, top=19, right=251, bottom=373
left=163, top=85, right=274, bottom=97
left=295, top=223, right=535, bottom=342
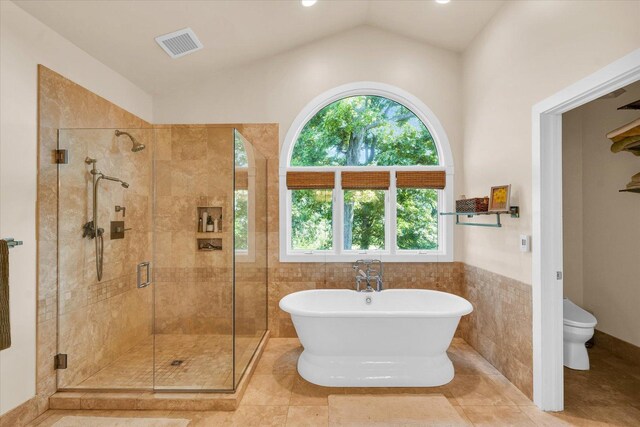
left=532, top=49, right=640, bottom=411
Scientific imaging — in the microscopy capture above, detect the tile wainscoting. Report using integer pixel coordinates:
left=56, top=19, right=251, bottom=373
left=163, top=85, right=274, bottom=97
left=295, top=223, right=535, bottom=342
left=461, top=264, right=533, bottom=399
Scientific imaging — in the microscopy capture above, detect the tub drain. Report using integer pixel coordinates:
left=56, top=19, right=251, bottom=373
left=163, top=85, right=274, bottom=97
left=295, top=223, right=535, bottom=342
left=170, top=360, right=184, bottom=366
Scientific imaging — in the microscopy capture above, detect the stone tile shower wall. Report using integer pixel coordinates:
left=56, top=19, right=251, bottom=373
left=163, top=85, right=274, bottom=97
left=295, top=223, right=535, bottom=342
left=36, top=66, right=151, bottom=410
left=152, top=125, right=234, bottom=335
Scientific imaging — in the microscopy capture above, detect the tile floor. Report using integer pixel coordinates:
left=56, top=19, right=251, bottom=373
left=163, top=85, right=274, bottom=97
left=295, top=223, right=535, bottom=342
left=31, top=337, right=640, bottom=426
left=70, top=334, right=262, bottom=390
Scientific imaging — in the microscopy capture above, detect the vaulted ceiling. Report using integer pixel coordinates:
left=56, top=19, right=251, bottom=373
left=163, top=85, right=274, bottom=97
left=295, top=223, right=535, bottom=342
left=14, top=0, right=505, bottom=95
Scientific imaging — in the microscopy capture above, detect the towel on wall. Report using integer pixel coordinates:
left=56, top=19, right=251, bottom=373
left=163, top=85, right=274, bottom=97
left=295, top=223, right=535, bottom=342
left=0, top=239, right=10, bottom=351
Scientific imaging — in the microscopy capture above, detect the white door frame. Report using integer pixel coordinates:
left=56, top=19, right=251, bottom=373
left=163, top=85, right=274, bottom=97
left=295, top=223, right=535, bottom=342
left=532, top=48, right=640, bottom=411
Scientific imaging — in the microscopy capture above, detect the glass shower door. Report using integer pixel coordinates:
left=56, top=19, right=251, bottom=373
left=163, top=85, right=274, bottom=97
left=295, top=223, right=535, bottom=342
left=152, top=126, right=235, bottom=391
left=56, top=128, right=154, bottom=390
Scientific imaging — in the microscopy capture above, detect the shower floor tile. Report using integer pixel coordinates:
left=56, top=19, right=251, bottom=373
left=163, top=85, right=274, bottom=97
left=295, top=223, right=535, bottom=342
left=71, top=334, right=263, bottom=390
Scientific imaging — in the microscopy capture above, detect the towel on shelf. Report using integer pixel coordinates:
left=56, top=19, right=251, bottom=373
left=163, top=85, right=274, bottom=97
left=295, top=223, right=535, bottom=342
left=0, top=239, right=10, bottom=351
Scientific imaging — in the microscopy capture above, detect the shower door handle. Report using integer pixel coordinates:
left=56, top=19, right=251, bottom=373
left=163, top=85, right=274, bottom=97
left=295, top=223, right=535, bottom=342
left=137, top=261, right=151, bottom=288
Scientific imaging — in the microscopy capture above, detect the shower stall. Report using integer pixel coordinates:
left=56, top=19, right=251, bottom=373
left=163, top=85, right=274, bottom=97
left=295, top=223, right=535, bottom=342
left=55, top=126, right=267, bottom=392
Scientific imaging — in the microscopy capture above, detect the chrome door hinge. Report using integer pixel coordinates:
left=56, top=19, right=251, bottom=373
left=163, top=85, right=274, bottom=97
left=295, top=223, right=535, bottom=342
left=53, top=149, right=68, bottom=164
left=556, top=271, right=563, bottom=280
left=54, top=353, right=68, bottom=370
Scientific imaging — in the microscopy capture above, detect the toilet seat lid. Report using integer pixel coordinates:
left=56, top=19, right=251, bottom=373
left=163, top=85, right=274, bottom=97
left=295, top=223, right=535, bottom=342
left=563, top=298, right=597, bottom=328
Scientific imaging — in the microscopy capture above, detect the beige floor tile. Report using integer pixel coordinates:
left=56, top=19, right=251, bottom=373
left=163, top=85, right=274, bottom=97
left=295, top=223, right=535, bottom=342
left=447, top=375, right=516, bottom=406
left=242, top=374, right=295, bottom=406
left=461, top=405, right=535, bottom=426
left=328, top=394, right=469, bottom=426
left=191, top=405, right=288, bottom=426
left=565, top=345, right=640, bottom=408
left=286, top=406, right=328, bottom=427
left=519, top=406, right=595, bottom=427
left=485, top=374, right=534, bottom=406
left=575, top=406, right=640, bottom=427
left=254, top=346, right=302, bottom=375
left=448, top=345, right=501, bottom=376
left=30, top=410, right=178, bottom=426
left=289, top=375, right=343, bottom=406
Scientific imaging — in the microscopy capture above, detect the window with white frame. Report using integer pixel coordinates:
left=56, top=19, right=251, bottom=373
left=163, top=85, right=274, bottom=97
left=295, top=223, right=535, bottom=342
left=280, top=89, right=453, bottom=262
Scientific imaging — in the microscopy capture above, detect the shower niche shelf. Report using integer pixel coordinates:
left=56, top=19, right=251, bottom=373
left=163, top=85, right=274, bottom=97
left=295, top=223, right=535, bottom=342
left=197, top=206, right=223, bottom=233
left=198, top=238, right=222, bottom=251
left=197, top=206, right=223, bottom=251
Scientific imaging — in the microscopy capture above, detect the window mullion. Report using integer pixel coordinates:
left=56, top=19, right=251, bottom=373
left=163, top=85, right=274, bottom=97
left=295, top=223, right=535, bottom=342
left=389, top=169, right=397, bottom=255
left=334, top=170, right=343, bottom=255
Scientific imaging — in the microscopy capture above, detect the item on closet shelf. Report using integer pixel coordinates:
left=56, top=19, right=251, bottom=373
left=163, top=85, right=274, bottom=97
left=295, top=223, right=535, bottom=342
left=617, top=98, right=640, bottom=110
left=488, top=185, right=511, bottom=212
left=607, top=117, right=640, bottom=156
left=206, top=216, right=214, bottom=232
left=456, top=197, right=489, bottom=213
left=198, top=217, right=203, bottom=233
left=620, top=172, right=640, bottom=193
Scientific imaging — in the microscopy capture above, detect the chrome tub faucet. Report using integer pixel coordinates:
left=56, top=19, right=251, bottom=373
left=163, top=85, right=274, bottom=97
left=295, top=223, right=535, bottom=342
left=352, top=259, right=384, bottom=292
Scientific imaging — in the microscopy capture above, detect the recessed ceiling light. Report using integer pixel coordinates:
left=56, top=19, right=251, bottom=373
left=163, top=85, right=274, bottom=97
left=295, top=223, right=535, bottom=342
left=301, top=0, right=317, bottom=7
left=436, top=0, right=451, bottom=4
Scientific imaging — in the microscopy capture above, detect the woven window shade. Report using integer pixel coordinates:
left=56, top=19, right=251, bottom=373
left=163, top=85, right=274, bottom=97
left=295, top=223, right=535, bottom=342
left=396, top=171, right=446, bottom=189
left=341, top=171, right=390, bottom=190
left=286, top=171, right=335, bottom=189
left=235, top=170, right=248, bottom=190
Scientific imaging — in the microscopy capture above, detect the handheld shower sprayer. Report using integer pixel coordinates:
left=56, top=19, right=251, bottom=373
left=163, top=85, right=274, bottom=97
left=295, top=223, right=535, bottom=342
left=84, top=156, right=130, bottom=281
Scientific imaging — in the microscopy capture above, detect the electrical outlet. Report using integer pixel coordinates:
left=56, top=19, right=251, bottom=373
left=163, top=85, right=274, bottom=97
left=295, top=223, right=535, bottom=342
left=520, top=234, right=531, bottom=252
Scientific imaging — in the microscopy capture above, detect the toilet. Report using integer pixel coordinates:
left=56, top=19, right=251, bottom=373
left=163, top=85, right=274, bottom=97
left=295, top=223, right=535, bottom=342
left=563, top=298, right=597, bottom=370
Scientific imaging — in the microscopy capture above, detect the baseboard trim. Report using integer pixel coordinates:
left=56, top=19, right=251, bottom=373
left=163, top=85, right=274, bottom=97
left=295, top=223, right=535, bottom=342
left=594, top=329, right=640, bottom=366
left=0, top=396, right=39, bottom=427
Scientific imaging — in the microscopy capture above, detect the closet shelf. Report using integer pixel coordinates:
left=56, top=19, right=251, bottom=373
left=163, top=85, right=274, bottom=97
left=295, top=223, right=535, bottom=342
left=440, top=206, right=519, bottom=228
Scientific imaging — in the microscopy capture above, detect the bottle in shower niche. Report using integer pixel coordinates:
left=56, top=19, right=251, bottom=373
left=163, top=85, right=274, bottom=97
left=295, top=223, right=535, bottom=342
left=201, top=211, right=209, bottom=232
left=198, top=217, right=203, bottom=233
left=213, top=216, right=219, bottom=233
left=206, top=215, right=214, bottom=232
left=218, top=215, right=223, bottom=232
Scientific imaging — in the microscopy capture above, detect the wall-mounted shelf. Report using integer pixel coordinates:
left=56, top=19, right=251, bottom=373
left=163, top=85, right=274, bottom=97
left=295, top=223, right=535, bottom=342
left=440, top=206, right=519, bottom=228
left=196, top=232, right=222, bottom=237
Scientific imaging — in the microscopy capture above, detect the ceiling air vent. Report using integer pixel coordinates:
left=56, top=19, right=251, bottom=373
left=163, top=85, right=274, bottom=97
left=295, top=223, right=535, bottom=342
left=155, top=28, right=203, bottom=59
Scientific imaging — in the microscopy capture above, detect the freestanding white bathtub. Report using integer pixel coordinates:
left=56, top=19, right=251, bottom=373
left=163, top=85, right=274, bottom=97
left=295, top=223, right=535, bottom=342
left=279, top=289, right=473, bottom=387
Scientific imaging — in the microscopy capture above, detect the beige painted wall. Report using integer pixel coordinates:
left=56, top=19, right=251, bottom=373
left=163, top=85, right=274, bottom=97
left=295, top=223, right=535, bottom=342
left=0, top=1, right=152, bottom=416
left=152, top=25, right=465, bottom=260
left=462, top=0, right=640, bottom=285
left=563, top=81, right=640, bottom=347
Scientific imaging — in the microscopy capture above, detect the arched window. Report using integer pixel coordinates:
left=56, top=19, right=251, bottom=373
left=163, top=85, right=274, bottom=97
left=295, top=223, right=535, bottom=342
left=280, top=83, right=454, bottom=262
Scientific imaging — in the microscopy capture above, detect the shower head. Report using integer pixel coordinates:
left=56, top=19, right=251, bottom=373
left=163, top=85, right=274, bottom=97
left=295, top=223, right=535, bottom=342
left=115, top=129, right=146, bottom=152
